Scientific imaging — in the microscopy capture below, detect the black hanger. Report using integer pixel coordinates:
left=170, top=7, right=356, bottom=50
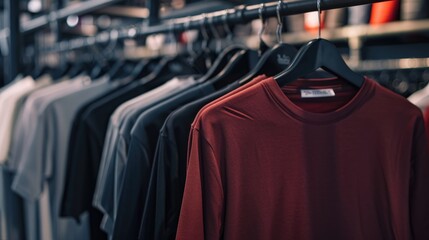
left=110, top=59, right=140, bottom=80
left=128, top=58, right=162, bottom=81
left=187, top=52, right=214, bottom=77
left=52, top=62, right=72, bottom=80
left=32, top=65, right=52, bottom=79
left=90, top=61, right=110, bottom=79
left=190, top=9, right=249, bottom=84
left=104, top=59, right=130, bottom=80
left=135, top=57, right=162, bottom=80
left=112, top=57, right=162, bottom=83
left=237, top=43, right=298, bottom=85
left=196, top=44, right=246, bottom=83
left=185, top=14, right=220, bottom=74
left=208, top=49, right=260, bottom=89
left=67, top=53, right=95, bottom=78
left=139, top=55, right=200, bottom=85
left=258, top=39, right=270, bottom=57
left=237, top=1, right=298, bottom=85
left=68, top=62, right=87, bottom=78
left=274, top=38, right=364, bottom=88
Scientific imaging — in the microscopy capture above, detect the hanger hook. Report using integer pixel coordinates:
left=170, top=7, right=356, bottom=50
left=208, top=14, right=221, bottom=53
left=317, top=0, right=321, bottom=39
left=185, top=17, right=196, bottom=57
left=222, top=9, right=233, bottom=43
left=258, top=3, right=266, bottom=45
left=103, top=29, right=119, bottom=60
left=169, top=20, right=179, bottom=54
left=276, top=0, right=283, bottom=44
left=200, top=13, right=209, bottom=52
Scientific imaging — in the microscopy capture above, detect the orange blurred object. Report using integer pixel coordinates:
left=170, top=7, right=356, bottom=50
left=370, top=0, right=400, bottom=24
left=304, top=11, right=326, bottom=32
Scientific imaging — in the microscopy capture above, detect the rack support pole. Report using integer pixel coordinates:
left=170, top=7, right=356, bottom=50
left=147, top=0, right=160, bottom=26
left=4, top=0, right=21, bottom=84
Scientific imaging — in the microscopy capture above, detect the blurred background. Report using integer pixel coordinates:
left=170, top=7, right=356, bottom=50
left=1, top=0, right=429, bottom=96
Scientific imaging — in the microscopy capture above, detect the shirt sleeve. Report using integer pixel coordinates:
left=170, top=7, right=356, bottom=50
left=93, top=122, right=116, bottom=213
left=137, top=137, right=162, bottom=240
left=138, top=133, right=169, bottom=240
left=176, top=127, right=225, bottom=240
left=112, top=136, right=150, bottom=239
left=155, top=133, right=186, bottom=240
left=61, top=118, right=92, bottom=219
left=410, top=116, right=429, bottom=239
left=92, top=122, right=118, bottom=236
left=12, top=109, right=53, bottom=201
left=113, top=134, right=128, bottom=217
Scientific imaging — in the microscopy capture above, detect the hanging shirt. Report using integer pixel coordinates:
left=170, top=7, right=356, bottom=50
left=9, top=78, right=82, bottom=171
left=0, top=74, right=28, bottom=240
left=0, top=75, right=53, bottom=164
left=7, top=77, right=85, bottom=240
left=139, top=75, right=267, bottom=240
left=112, top=81, right=215, bottom=240
left=0, top=74, right=52, bottom=240
left=12, top=75, right=116, bottom=240
left=61, top=76, right=169, bottom=240
left=0, top=165, right=25, bottom=240
left=423, top=107, right=429, bottom=146
left=56, top=78, right=134, bottom=240
left=0, top=74, right=23, bottom=94
left=408, top=85, right=429, bottom=110
left=177, top=77, right=429, bottom=240
left=0, top=76, right=36, bottom=163
left=9, top=76, right=89, bottom=240
left=93, top=76, right=196, bottom=235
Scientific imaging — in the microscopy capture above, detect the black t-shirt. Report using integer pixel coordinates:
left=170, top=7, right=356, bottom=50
left=111, top=83, right=215, bottom=240
left=138, top=82, right=239, bottom=240
left=60, top=78, right=168, bottom=239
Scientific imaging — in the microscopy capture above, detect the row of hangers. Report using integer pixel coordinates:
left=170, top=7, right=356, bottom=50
left=29, top=0, right=366, bottom=92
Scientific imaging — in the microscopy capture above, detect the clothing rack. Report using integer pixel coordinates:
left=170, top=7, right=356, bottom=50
left=46, top=0, right=387, bottom=53
left=1, top=0, right=124, bottom=85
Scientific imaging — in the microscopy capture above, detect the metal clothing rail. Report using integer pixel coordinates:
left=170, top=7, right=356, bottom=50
left=47, top=0, right=388, bottom=52
left=22, top=0, right=123, bottom=34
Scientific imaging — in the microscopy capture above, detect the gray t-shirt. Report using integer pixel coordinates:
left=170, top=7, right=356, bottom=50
left=10, top=77, right=86, bottom=240
left=0, top=74, right=52, bottom=240
left=12, top=75, right=116, bottom=240
left=9, top=78, right=82, bottom=171
left=93, top=76, right=196, bottom=235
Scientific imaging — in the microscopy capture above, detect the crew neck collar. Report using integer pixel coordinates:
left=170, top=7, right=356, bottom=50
left=262, top=76, right=375, bottom=124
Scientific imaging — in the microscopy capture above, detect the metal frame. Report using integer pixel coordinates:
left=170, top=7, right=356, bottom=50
left=147, top=0, right=160, bottom=26
left=1, top=0, right=124, bottom=85
left=21, top=0, right=123, bottom=34
left=95, top=6, right=150, bottom=19
left=239, top=18, right=429, bottom=66
left=2, top=0, right=389, bottom=85
left=4, top=0, right=20, bottom=84
left=46, top=0, right=388, bottom=53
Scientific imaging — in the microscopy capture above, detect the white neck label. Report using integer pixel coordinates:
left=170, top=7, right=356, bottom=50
left=300, top=89, right=335, bottom=98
